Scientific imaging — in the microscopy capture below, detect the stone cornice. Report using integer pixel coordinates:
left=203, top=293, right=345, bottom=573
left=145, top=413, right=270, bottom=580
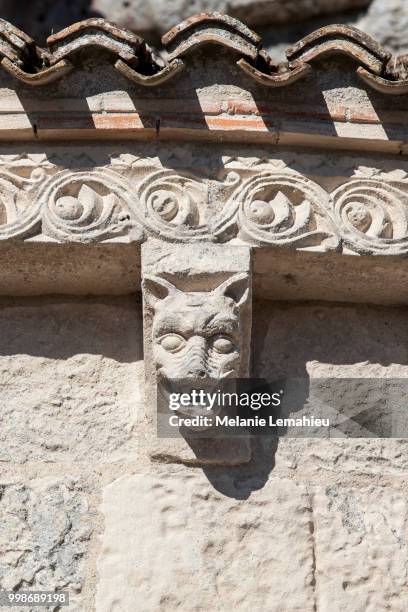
left=0, top=15, right=406, bottom=308
left=0, top=17, right=406, bottom=153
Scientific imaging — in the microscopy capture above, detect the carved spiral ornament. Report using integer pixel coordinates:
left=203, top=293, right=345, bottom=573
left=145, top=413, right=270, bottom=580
left=332, top=179, right=408, bottom=254
left=3, top=160, right=408, bottom=255
left=137, top=170, right=242, bottom=241
left=137, top=170, right=211, bottom=240
left=231, top=172, right=337, bottom=249
left=39, top=169, right=137, bottom=242
left=0, top=166, right=46, bottom=239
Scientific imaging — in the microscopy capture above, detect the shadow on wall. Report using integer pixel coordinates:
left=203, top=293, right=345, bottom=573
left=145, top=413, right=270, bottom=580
left=0, top=294, right=143, bottom=363
left=200, top=437, right=280, bottom=501
left=199, top=298, right=408, bottom=499
left=6, top=38, right=401, bottom=159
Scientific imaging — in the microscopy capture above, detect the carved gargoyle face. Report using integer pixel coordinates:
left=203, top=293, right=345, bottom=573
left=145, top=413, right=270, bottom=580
left=143, top=274, right=249, bottom=379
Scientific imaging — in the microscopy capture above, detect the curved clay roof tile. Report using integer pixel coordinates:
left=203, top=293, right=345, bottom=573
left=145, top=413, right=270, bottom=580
left=0, top=14, right=406, bottom=94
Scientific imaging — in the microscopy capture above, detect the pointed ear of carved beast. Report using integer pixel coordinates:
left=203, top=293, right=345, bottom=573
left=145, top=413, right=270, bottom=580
left=213, top=273, right=249, bottom=307
left=143, top=274, right=180, bottom=309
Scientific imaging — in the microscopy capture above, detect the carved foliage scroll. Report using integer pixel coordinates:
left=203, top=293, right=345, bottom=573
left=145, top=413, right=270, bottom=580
left=332, top=178, right=408, bottom=255
left=136, top=171, right=408, bottom=254
left=1, top=160, right=408, bottom=254
left=0, top=166, right=141, bottom=243
left=229, top=171, right=339, bottom=250
left=0, top=165, right=46, bottom=239
left=39, top=170, right=140, bottom=243
left=137, top=169, right=239, bottom=242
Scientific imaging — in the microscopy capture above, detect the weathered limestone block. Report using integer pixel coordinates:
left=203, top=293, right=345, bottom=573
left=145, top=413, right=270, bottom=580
left=0, top=477, right=91, bottom=611
left=141, top=240, right=252, bottom=466
left=313, top=485, right=408, bottom=611
left=96, top=473, right=408, bottom=612
left=252, top=300, right=408, bottom=381
left=275, top=438, right=408, bottom=477
left=0, top=297, right=143, bottom=464
left=96, top=471, right=315, bottom=612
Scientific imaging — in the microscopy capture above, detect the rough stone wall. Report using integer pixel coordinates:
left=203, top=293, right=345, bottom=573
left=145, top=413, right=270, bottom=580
left=0, top=0, right=371, bottom=44
left=1, top=296, right=407, bottom=610
left=357, top=0, right=408, bottom=55
left=0, top=296, right=144, bottom=611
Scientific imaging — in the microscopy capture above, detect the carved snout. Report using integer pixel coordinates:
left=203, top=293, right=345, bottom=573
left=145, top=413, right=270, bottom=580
left=182, top=336, right=207, bottom=379
left=152, top=334, right=209, bottom=379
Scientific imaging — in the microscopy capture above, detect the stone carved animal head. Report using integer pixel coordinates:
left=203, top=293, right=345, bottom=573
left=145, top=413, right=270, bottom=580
left=143, top=273, right=249, bottom=379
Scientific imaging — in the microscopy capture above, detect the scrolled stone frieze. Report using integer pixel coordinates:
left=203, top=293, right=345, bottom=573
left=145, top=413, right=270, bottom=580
left=136, top=169, right=240, bottom=242
left=0, top=165, right=142, bottom=243
left=228, top=171, right=339, bottom=251
left=332, top=178, right=408, bottom=255
left=0, top=165, right=46, bottom=240
left=137, top=168, right=340, bottom=249
left=0, top=159, right=408, bottom=255
left=38, top=169, right=141, bottom=243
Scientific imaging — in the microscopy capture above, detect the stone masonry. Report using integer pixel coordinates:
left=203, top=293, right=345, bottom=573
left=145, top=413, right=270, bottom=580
left=0, top=11, right=407, bottom=612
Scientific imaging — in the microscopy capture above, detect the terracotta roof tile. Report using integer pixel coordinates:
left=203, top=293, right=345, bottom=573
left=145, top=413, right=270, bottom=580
left=162, top=12, right=260, bottom=61
left=0, top=18, right=35, bottom=65
left=46, top=18, right=146, bottom=65
left=286, top=24, right=391, bottom=76
left=46, top=18, right=142, bottom=46
left=0, top=13, right=406, bottom=94
left=161, top=12, right=261, bottom=46
left=286, top=24, right=390, bottom=63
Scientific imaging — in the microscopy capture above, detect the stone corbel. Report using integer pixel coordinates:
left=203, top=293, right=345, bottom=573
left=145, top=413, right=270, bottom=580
left=141, top=240, right=252, bottom=466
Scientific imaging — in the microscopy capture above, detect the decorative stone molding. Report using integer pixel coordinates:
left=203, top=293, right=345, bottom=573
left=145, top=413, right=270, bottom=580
left=0, top=164, right=46, bottom=240
left=38, top=169, right=140, bottom=243
left=332, top=178, right=408, bottom=255
left=231, top=171, right=338, bottom=250
left=2, top=159, right=408, bottom=256
left=137, top=169, right=211, bottom=241
left=0, top=164, right=141, bottom=243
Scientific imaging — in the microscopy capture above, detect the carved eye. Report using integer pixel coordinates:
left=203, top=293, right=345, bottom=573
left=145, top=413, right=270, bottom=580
left=212, top=335, right=235, bottom=354
left=159, top=333, right=186, bottom=353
